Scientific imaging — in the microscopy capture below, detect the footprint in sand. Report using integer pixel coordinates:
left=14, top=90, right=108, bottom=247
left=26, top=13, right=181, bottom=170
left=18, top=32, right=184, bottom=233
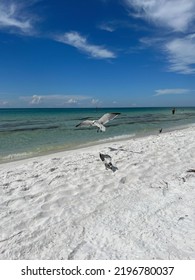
left=120, top=177, right=127, bottom=184
left=41, top=203, right=51, bottom=211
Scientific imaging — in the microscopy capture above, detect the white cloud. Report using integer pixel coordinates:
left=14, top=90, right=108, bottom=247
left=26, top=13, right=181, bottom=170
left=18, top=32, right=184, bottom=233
left=0, top=0, right=37, bottom=34
left=140, top=34, right=195, bottom=74
left=21, top=94, right=93, bottom=106
left=98, top=23, right=115, bottom=32
left=165, top=35, right=195, bottom=74
left=98, top=20, right=144, bottom=33
left=91, top=98, right=100, bottom=105
left=124, top=0, right=195, bottom=74
left=0, top=100, right=9, bottom=106
left=125, top=0, right=195, bottom=32
left=154, top=88, right=191, bottom=96
left=65, top=98, right=78, bottom=104
left=56, top=31, right=116, bottom=59
left=30, top=95, right=42, bottom=104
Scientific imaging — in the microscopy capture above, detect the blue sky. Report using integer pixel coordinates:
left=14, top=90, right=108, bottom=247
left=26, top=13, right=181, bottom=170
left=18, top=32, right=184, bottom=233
left=0, top=0, right=195, bottom=108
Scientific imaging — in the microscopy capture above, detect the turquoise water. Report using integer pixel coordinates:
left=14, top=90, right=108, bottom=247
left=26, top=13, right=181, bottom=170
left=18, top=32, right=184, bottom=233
left=0, top=107, right=195, bottom=162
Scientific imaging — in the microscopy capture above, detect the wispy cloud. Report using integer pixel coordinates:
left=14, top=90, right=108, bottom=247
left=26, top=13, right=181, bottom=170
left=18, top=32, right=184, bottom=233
left=55, top=31, right=116, bottom=59
left=20, top=94, right=94, bottom=107
left=98, top=19, right=147, bottom=33
left=91, top=98, right=101, bottom=105
left=124, top=0, right=195, bottom=32
left=124, top=0, right=195, bottom=74
left=140, top=34, right=195, bottom=74
left=154, top=88, right=191, bottom=96
left=30, top=95, right=43, bottom=104
left=0, top=0, right=38, bottom=34
left=98, top=22, right=115, bottom=32
left=65, top=98, right=78, bottom=105
left=0, top=100, right=9, bottom=106
left=165, top=34, right=195, bottom=74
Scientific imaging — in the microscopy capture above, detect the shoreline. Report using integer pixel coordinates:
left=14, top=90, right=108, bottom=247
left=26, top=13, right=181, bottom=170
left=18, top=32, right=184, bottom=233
left=1, top=122, right=194, bottom=166
left=0, top=124, right=195, bottom=259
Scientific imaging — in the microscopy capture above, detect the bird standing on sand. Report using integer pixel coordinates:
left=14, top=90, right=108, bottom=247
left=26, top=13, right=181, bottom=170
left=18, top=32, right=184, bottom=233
left=76, top=112, right=120, bottom=132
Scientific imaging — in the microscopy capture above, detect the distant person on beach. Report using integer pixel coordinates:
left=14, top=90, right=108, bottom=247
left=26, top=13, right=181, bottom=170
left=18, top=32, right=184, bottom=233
left=172, top=108, right=176, bottom=115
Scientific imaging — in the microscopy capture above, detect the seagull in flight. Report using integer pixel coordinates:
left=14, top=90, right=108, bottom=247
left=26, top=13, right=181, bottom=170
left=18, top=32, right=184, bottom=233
left=76, top=112, right=120, bottom=132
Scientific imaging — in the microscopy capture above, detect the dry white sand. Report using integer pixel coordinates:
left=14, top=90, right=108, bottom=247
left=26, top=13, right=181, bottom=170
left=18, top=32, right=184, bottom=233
left=0, top=127, right=195, bottom=260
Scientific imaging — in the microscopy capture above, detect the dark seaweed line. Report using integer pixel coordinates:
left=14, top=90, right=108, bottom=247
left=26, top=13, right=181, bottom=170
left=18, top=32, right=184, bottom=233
left=0, top=125, right=60, bottom=133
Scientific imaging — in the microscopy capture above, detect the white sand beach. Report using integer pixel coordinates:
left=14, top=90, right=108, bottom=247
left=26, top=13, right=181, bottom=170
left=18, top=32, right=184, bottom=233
left=0, top=126, right=195, bottom=260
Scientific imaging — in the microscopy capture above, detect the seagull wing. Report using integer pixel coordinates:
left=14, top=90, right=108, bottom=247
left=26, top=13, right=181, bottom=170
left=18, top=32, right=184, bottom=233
left=99, top=153, right=111, bottom=163
left=76, top=120, right=94, bottom=127
left=98, top=113, right=120, bottom=125
left=99, top=153, right=104, bottom=162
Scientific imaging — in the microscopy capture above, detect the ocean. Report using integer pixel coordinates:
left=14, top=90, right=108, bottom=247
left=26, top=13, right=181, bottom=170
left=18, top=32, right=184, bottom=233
left=0, top=107, right=195, bottom=163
